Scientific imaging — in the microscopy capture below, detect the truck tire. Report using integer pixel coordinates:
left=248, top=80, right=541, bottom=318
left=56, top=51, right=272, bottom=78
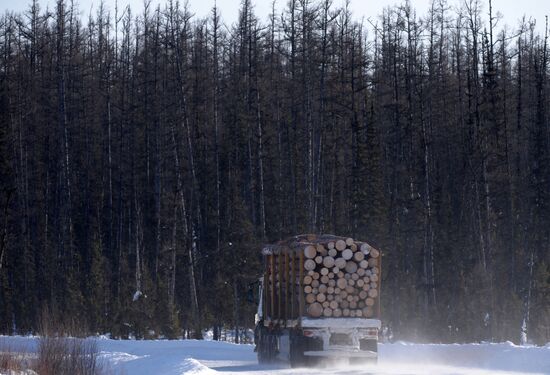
left=289, top=333, right=306, bottom=368
left=257, top=327, right=277, bottom=364
left=289, top=332, right=322, bottom=368
left=351, top=338, right=378, bottom=365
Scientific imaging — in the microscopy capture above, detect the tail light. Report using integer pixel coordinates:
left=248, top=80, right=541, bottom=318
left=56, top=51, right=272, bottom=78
left=303, top=330, right=315, bottom=337
left=366, top=328, right=378, bottom=336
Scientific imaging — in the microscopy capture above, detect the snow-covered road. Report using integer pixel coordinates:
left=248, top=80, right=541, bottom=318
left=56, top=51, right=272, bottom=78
left=2, top=336, right=550, bottom=374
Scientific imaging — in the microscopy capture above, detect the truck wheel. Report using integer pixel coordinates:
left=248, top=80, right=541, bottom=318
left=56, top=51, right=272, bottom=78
left=257, top=340, right=269, bottom=364
left=257, top=329, right=277, bottom=364
left=289, top=334, right=305, bottom=368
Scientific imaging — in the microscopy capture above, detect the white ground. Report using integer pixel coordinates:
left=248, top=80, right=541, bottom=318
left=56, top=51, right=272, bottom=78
left=1, top=336, right=550, bottom=375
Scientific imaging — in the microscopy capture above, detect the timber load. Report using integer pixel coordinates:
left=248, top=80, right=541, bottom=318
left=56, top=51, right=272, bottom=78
left=261, top=234, right=381, bottom=326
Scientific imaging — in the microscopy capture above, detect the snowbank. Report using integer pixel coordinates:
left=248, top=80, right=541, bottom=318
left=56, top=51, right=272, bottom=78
left=1, top=336, right=549, bottom=374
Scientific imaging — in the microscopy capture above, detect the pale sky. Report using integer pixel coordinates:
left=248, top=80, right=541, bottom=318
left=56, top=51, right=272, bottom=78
left=1, top=0, right=547, bottom=33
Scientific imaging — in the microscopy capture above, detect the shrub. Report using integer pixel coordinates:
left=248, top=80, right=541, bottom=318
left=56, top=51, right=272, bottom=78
left=35, top=336, right=107, bottom=375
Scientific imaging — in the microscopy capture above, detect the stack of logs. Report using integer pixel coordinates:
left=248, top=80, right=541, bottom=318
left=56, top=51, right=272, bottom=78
left=303, top=238, right=380, bottom=318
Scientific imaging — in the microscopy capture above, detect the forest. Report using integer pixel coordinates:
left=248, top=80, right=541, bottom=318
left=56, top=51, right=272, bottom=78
left=0, top=0, right=549, bottom=344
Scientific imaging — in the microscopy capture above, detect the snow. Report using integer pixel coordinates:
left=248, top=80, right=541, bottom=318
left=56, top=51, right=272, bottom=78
left=133, top=290, right=144, bottom=302
left=1, top=336, right=550, bottom=375
left=521, top=319, right=528, bottom=346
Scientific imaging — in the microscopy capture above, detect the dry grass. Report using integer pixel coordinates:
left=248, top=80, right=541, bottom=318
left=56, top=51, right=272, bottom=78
left=35, top=337, right=106, bottom=375
left=1, top=337, right=116, bottom=375
left=0, top=339, right=31, bottom=374
left=0, top=309, right=119, bottom=375
left=0, top=351, right=25, bottom=372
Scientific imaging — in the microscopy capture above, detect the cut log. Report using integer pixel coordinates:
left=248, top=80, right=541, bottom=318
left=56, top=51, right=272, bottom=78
left=306, top=294, right=316, bottom=304
left=304, top=285, right=313, bottom=294
left=363, top=307, right=373, bottom=318
left=345, top=286, right=355, bottom=294
left=316, top=293, right=326, bottom=303
left=322, top=301, right=330, bottom=308
left=370, top=248, right=380, bottom=258
left=368, top=258, right=378, bottom=267
left=323, top=256, right=335, bottom=268
left=335, top=258, right=347, bottom=269
left=315, top=255, right=323, bottom=264
left=342, top=249, right=353, bottom=260
left=320, top=267, right=329, bottom=276
left=355, top=309, right=363, bottom=317
left=356, top=279, right=365, bottom=288
left=360, top=243, right=370, bottom=255
left=304, top=245, right=317, bottom=259
left=328, top=279, right=336, bottom=287
left=351, top=273, right=359, bottom=281
left=316, top=244, right=327, bottom=256
left=328, top=272, right=335, bottom=279
left=335, top=240, right=347, bottom=251
left=345, top=238, right=354, bottom=246
left=311, top=279, right=320, bottom=288
left=368, top=289, right=378, bottom=298
left=350, top=310, right=356, bottom=317
left=320, top=275, right=329, bottom=284
left=343, top=308, right=350, bottom=317
left=308, top=302, right=323, bottom=317
left=318, top=284, right=327, bottom=294
left=323, top=307, right=333, bottom=317
left=303, top=275, right=313, bottom=285
left=336, top=278, right=347, bottom=289
left=333, top=308, right=342, bottom=317
left=304, top=259, right=316, bottom=271
left=353, top=251, right=365, bottom=262
left=357, top=268, right=366, bottom=277
left=312, top=272, right=320, bottom=280
left=350, top=243, right=358, bottom=252
left=370, top=274, right=379, bottom=282
left=327, top=286, right=335, bottom=294
left=328, top=249, right=337, bottom=257
left=329, top=300, right=339, bottom=309
left=327, top=242, right=335, bottom=250
left=345, top=261, right=358, bottom=273
left=359, top=290, right=368, bottom=299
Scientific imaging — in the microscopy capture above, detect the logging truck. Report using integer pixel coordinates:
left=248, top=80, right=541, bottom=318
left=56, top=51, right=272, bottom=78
left=254, top=234, right=381, bottom=367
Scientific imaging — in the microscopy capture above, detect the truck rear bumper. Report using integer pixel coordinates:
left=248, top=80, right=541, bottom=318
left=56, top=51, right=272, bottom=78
left=304, top=349, right=377, bottom=358
left=301, top=318, right=381, bottom=329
